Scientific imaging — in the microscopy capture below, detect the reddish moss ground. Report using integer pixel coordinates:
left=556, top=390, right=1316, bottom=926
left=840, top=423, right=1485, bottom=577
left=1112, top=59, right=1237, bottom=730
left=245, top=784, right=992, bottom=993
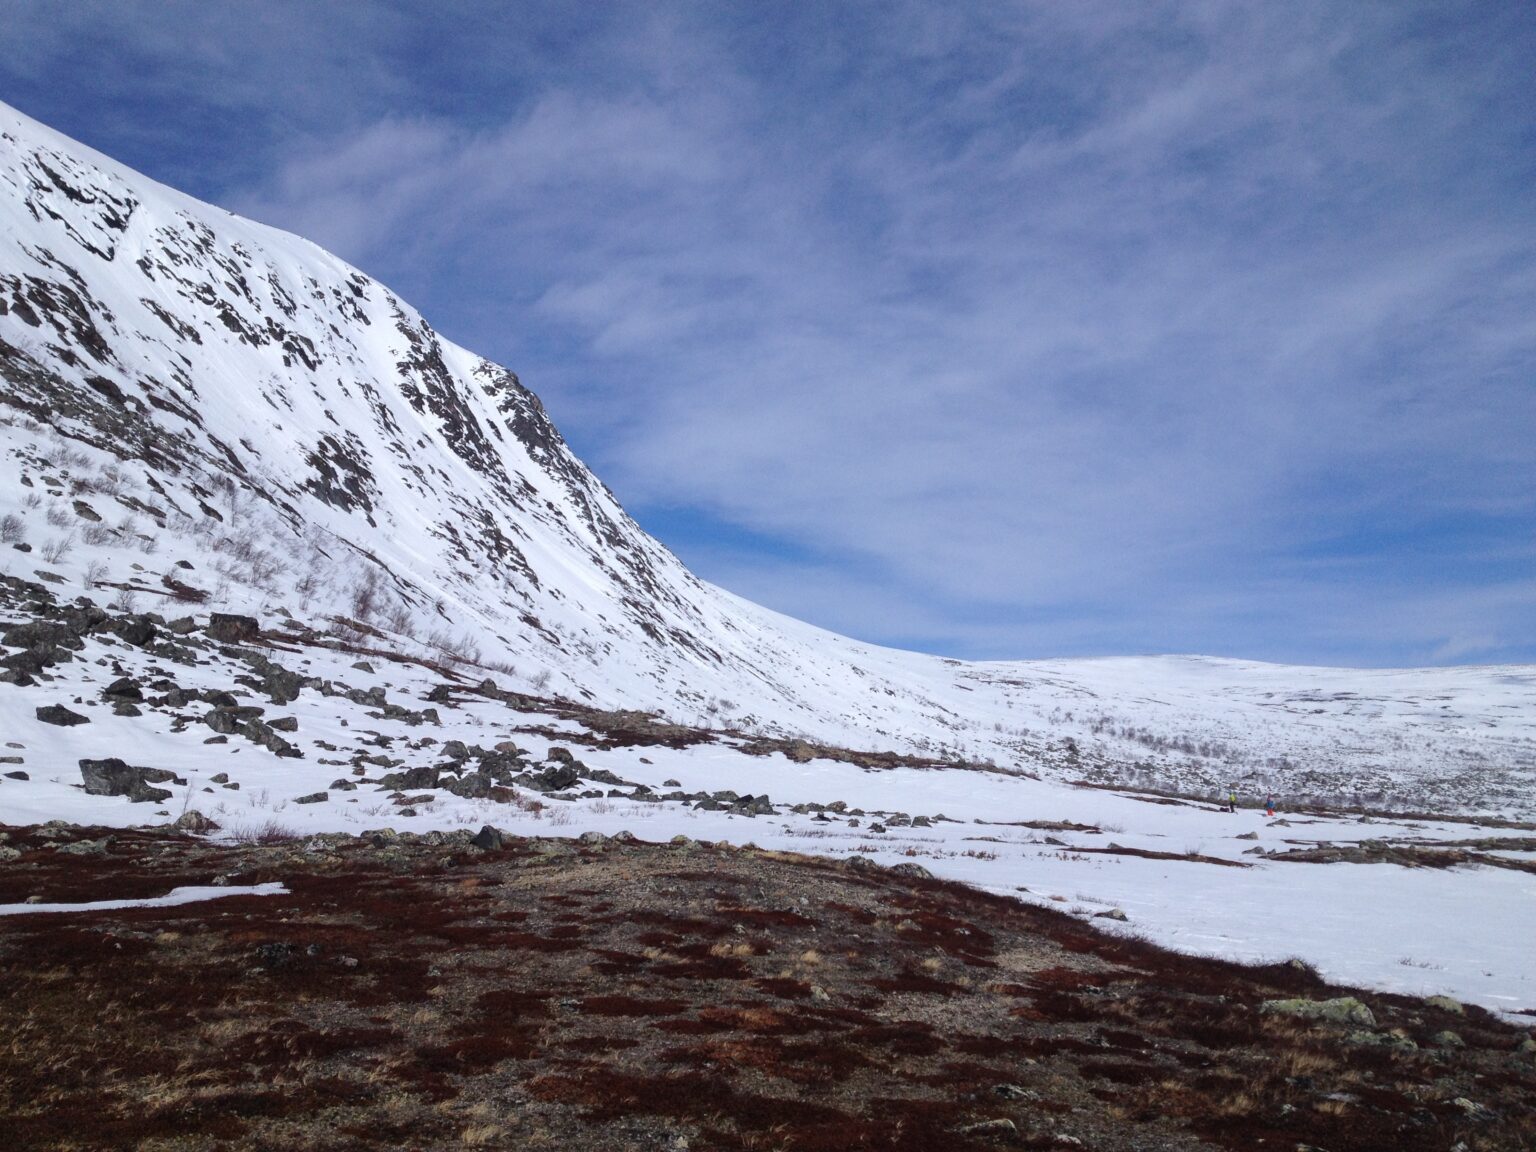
left=1, top=823, right=1533, bottom=1151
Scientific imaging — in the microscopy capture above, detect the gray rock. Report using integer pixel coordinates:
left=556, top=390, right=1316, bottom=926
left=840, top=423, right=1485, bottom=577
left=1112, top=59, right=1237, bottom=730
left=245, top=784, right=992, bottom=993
left=957, top=1119, right=1016, bottom=1138
left=58, top=838, right=110, bottom=856
left=1095, top=908, right=1129, bottom=921
left=890, top=862, right=933, bottom=879
left=377, top=765, right=441, bottom=790
left=440, top=772, right=492, bottom=799
left=1426, top=994, right=1464, bottom=1014
left=2, top=621, right=82, bottom=650
left=1261, top=997, right=1377, bottom=1027
left=469, top=825, right=505, bottom=851
left=294, top=791, right=328, bottom=804
left=173, top=811, right=220, bottom=833
left=110, top=615, right=157, bottom=647
left=1347, top=1029, right=1417, bottom=1052
left=38, top=704, right=89, bottom=727
left=79, top=757, right=179, bottom=803
left=101, top=676, right=143, bottom=700
left=206, top=613, right=261, bottom=644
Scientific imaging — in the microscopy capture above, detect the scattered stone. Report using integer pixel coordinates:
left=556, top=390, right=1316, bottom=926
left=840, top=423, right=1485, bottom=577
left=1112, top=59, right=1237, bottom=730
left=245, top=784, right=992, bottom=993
left=269, top=716, right=299, bottom=732
left=1434, top=1030, right=1466, bottom=1048
left=351, top=661, right=376, bottom=673
left=294, top=792, right=328, bottom=804
left=71, top=499, right=102, bottom=522
left=1095, top=908, right=1129, bottom=921
left=173, top=811, right=220, bottom=833
left=889, top=862, right=933, bottom=879
left=37, top=704, right=89, bottom=726
left=1427, top=994, right=1465, bottom=1015
left=1235, top=831, right=1258, bottom=840
left=5, top=770, right=30, bottom=780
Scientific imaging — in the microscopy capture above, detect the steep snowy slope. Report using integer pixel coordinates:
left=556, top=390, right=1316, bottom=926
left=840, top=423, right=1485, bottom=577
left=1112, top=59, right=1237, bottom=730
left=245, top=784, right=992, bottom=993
left=2, top=98, right=1533, bottom=814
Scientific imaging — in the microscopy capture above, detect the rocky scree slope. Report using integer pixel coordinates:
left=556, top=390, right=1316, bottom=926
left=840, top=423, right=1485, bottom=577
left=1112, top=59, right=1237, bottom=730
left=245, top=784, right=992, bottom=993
left=2, top=98, right=1534, bottom=812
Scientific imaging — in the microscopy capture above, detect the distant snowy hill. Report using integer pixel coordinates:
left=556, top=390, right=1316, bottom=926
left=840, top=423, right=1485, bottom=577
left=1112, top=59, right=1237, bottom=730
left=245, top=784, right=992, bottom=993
left=2, top=97, right=1533, bottom=815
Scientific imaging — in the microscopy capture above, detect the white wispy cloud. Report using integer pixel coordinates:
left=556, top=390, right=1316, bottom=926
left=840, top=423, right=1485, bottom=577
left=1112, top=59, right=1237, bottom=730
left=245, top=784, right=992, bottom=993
left=9, top=1, right=1531, bottom=664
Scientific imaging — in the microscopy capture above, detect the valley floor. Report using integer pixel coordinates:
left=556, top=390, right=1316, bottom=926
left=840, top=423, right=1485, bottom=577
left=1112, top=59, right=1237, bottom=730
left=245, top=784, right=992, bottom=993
left=3, top=826, right=1535, bottom=1152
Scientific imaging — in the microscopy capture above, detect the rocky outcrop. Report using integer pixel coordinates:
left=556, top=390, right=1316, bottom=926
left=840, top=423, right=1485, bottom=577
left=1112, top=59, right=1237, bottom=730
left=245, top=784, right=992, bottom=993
left=79, top=757, right=184, bottom=803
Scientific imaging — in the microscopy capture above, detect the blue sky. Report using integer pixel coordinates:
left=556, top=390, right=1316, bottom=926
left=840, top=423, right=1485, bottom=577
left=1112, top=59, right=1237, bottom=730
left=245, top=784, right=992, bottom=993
left=3, top=1, right=1533, bottom=666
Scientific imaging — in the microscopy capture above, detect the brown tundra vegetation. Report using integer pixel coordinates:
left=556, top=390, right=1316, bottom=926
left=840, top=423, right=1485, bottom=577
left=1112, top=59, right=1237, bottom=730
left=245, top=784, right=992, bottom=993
left=1, top=823, right=1533, bottom=1151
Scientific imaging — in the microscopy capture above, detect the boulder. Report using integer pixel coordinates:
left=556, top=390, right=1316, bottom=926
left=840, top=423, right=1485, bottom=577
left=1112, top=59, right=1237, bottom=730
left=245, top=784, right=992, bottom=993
left=37, top=704, right=89, bottom=727
left=522, top=763, right=581, bottom=792
left=102, top=676, right=143, bottom=701
left=206, top=613, right=260, bottom=644
left=3, top=621, right=82, bottom=651
left=1260, top=997, right=1376, bottom=1028
left=78, top=757, right=182, bottom=803
left=470, top=825, right=505, bottom=851
left=440, top=772, right=492, bottom=799
left=109, top=615, right=157, bottom=647
left=294, top=791, right=328, bottom=804
left=377, top=765, right=441, bottom=790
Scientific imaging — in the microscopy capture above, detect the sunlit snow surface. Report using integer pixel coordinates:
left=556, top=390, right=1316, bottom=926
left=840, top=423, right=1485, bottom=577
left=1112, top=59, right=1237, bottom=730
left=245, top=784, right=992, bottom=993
left=1, top=635, right=1532, bottom=1017
left=0, top=883, right=287, bottom=917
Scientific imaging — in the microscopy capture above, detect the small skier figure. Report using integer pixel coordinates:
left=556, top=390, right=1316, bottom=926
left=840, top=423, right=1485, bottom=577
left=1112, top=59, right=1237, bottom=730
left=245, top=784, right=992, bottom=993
left=1265, top=794, right=1275, bottom=817
left=1228, top=789, right=1237, bottom=813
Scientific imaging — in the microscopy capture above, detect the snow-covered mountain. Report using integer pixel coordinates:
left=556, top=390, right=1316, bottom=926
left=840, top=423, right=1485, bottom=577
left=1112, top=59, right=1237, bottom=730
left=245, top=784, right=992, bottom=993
left=3, top=97, right=1533, bottom=815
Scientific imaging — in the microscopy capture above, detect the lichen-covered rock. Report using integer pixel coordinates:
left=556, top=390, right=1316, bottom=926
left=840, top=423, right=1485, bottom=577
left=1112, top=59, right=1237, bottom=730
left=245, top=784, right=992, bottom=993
left=173, top=810, right=220, bottom=833
left=1347, top=1028, right=1417, bottom=1051
left=1261, top=997, right=1376, bottom=1028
